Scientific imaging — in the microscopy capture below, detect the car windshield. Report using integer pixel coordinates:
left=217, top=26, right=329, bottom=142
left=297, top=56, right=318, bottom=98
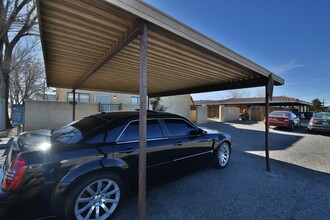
left=52, top=116, right=108, bottom=144
left=314, top=113, right=330, bottom=119
left=270, top=112, right=290, bottom=117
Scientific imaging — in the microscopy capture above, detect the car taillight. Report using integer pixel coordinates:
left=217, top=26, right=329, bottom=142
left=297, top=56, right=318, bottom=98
left=310, top=119, right=318, bottom=124
left=283, top=118, right=289, bottom=122
left=2, top=153, right=28, bottom=190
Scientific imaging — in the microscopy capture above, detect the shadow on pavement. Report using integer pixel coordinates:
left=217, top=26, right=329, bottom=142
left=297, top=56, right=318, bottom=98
left=115, top=120, right=329, bottom=219
left=116, top=151, right=329, bottom=220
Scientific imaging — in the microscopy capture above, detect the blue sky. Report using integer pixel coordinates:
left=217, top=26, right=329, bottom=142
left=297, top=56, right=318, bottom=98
left=144, top=0, right=330, bottom=105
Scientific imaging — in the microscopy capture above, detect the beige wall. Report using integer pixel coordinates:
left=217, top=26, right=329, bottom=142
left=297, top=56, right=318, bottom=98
left=219, top=105, right=240, bottom=121
left=161, top=95, right=192, bottom=120
left=56, top=89, right=192, bottom=119
left=196, top=105, right=208, bottom=124
left=25, top=94, right=193, bottom=130
left=191, top=110, right=196, bottom=122
left=56, top=88, right=140, bottom=104
left=24, top=100, right=99, bottom=131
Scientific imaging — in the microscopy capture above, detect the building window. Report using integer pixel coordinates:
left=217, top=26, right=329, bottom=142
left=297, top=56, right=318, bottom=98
left=131, top=96, right=140, bottom=105
left=67, top=92, right=90, bottom=103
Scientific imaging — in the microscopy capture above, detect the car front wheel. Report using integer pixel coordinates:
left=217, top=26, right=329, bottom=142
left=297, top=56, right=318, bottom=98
left=213, top=142, right=231, bottom=169
left=64, top=172, right=125, bottom=220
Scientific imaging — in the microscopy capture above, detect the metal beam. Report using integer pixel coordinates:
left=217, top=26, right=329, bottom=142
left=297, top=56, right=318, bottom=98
left=265, top=83, right=270, bottom=172
left=138, top=20, right=147, bottom=220
left=149, top=77, right=269, bottom=97
left=73, top=20, right=144, bottom=89
left=72, top=89, right=76, bottom=121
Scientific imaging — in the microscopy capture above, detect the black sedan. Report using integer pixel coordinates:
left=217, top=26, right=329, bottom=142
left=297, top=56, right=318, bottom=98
left=0, top=111, right=231, bottom=219
left=308, top=112, right=330, bottom=134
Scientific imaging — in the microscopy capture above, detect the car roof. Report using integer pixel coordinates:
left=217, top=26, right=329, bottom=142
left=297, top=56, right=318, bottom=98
left=313, top=112, right=330, bottom=117
left=92, top=110, right=182, bottom=121
left=314, top=112, right=330, bottom=114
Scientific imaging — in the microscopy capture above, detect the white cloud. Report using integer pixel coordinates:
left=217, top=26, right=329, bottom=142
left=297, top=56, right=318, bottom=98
left=271, top=60, right=304, bottom=74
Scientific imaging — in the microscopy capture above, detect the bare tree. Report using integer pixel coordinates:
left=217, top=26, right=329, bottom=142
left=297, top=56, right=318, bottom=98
left=9, top=42, right=45, bottom=106
left=0, top=0, right=38, bottom=129
left=227, top=89, right=250, bottom=98
left=254, top=87, right=265, bottom=97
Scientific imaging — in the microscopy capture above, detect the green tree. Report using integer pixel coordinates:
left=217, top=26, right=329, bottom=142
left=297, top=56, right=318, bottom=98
left=311, top=98, right=325, bottom=112
left=150, top=97, right=167, bottom=111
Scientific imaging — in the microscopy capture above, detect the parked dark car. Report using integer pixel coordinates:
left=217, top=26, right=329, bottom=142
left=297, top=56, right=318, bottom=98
left=308, top=112, right=330, bottom=134
left=265, top=111, right=301, bottom=131
left=0, top=111, right=231, bottom=219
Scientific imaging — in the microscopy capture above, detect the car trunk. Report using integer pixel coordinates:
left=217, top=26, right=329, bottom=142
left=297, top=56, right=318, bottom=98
left=269, top=116, right=289, bottom=122
left=1, top=130, right=52, bottom=191
left=310, top=118, right=330, bottom=128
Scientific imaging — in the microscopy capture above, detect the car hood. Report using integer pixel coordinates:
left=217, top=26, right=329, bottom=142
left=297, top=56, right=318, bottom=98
left=199, top=127, right=221, bottom=134
left=198, top=127, right=231, bottom=141
left=18, top=129, right=52, bottom=151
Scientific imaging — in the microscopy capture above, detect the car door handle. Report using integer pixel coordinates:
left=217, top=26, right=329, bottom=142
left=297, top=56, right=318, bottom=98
left=119, top=148, right=134, bottom=154
left=174, top=142, right=183, bottom=146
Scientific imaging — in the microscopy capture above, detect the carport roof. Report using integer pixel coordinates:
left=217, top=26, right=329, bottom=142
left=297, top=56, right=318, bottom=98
left=194, top=96, right=311, bottom=106
left=37, top=0, right=284, bottom=97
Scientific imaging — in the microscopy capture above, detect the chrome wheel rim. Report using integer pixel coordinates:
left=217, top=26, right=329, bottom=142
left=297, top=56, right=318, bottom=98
left=218, top=143, right=230, bottom=167
left=74, top=179, right=120, bottom=220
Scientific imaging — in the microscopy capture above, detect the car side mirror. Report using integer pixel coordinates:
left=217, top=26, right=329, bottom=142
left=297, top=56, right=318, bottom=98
left=198, top=128, right=207, bottom=135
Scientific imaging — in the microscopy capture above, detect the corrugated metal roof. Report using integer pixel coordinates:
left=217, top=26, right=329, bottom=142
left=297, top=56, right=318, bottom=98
left=194, top=96, right=311, bottom=106
left=37, top=0, right=284, bottom=97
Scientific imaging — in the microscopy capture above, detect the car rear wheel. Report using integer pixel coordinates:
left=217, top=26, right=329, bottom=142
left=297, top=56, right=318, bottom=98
left=64, top=172, right=125, bottom=220
left=213, top=142, right=231, bottom=169
left=290, top=123, right=294, bottom=131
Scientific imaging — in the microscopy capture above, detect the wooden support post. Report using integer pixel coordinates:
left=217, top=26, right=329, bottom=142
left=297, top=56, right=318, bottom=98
left=138, top=20, right=147, bottom=220
left=72, top=89, right=76, bottom=121
left=265, top=84, right=270, bottom=172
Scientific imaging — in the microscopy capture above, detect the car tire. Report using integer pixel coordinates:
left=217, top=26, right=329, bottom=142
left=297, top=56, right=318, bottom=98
left=290, top=123, right=294, bottom=131
left=213, top=142, right=231, bottom=169
left=64, top=172, right=125, bottom=220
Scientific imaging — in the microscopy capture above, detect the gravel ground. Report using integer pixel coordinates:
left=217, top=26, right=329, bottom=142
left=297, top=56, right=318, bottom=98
left=115, top=120, right=330, bottom=220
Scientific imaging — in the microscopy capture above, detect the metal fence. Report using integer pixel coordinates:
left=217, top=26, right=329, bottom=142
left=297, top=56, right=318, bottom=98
left=99, top=103, right=121, bottom=112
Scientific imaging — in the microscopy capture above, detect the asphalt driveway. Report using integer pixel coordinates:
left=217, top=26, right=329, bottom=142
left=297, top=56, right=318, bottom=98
left=115, top=120, right=330, bottom=220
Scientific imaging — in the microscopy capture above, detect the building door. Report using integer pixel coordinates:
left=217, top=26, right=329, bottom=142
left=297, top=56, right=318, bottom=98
left=95, top=94, right=111, bottom=112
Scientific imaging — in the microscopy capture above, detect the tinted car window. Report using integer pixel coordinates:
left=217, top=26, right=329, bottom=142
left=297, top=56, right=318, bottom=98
left=52, top=116, right=107, bottom=144
left=86, top=133, right=105, bottom=144
left=269, top=112, right=290, bottom=117
left=314, top=113, right=330, bottom=119
left=164, top=119, right=197, bottom=137
left=118, top=120, right=163, bottom=142
left=106, top=126, right=124, bottom=143
left=147, top=120, right=164, bottom=139
left=118, top=121, right=139, bottom=142
left=270, top=112, right=290, bottom=117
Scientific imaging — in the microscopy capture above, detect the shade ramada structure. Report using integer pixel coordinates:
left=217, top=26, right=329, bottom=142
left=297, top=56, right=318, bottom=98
left=37, top=0, right=284, bottom=219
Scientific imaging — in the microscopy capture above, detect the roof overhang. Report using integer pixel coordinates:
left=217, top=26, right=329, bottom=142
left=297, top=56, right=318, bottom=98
left=194, top=100, right=311, bottom=106
left=37, top=0, right=284, bottom=97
